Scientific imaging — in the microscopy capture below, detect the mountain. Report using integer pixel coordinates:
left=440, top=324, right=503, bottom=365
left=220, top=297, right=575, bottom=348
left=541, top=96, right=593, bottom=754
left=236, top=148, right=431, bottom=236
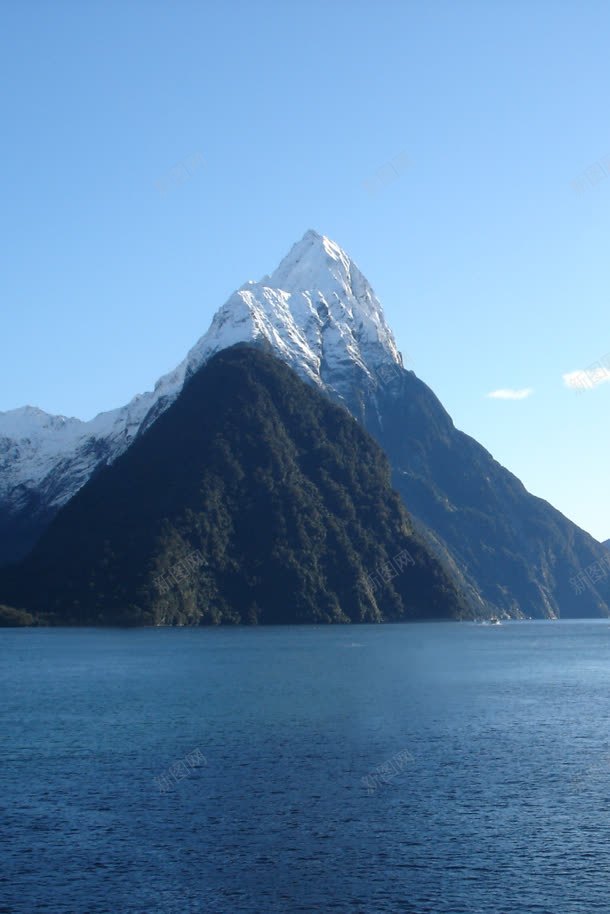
left=604, top=540, right=610, bottom=550
left=0, top=346, right=471, bottom=626
left=0, top=231, right=400, bottom=565
left=368, top=375, right=610, bottom=618
left=2, top=229, right=609, bottom=618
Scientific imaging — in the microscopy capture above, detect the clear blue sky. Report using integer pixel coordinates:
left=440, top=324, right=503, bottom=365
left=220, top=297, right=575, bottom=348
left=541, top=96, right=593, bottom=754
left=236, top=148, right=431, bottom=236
left=1, top=1, right=609, bottom=541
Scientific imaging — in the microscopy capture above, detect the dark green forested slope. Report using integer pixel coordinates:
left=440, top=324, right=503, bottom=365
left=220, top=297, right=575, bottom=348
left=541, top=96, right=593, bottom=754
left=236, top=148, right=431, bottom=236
left=366, top=371, right=610, bottom=618
left=0, top=345, right=472, bottom=626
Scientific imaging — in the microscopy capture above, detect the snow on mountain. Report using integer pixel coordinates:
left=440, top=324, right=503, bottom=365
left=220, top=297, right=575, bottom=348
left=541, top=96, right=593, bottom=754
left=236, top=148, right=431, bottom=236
left=185, top=229, right=402, bottom=387
left=0, top=230, right=404, bottom=524
left=0, top=368, right=187, bottom=509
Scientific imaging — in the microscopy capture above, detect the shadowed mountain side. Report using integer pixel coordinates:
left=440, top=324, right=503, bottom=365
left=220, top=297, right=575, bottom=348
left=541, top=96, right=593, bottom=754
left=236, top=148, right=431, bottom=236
left=361, top=368, right=610, bottom=619
left=0, top=346, right=472, bottom=626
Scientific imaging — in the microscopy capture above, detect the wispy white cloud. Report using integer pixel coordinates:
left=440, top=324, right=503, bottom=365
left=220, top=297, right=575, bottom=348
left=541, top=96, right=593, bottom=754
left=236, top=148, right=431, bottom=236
left=486, top=388, right=533, bottom=401
left=563, top=367, right=610, bottom=392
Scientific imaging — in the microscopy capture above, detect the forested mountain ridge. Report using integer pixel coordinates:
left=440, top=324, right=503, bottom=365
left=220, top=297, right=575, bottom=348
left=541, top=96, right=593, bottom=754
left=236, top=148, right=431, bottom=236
left=0, top=346, right=472, bottom=625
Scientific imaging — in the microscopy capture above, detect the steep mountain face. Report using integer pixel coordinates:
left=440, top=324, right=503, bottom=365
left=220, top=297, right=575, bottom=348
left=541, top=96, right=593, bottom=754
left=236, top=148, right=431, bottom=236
left=2, top=229, right=609, bottom=619
left=0, top=347, right=471, bottom=626
left=367, top=374, right=610, bottom=618
left=604, top=540, right=610, bottom=550
left=0, top=230, right=401, bottom=564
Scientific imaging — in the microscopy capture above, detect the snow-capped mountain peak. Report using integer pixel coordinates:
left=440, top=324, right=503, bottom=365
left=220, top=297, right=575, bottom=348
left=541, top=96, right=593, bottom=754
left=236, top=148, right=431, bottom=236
left=267, top=229, right=396, bottom=330
left=186, top=229, right=402, bottom=389
left=265, top=229, right=355, bottom=297
left=0, top=231, right=405, bottom=548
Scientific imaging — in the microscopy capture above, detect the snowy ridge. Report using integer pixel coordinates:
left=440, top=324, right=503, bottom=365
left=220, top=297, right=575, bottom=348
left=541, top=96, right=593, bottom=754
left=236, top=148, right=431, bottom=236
left=0, top=230, right=403, bottom=509
left=0, top=368, right=188, bottom=507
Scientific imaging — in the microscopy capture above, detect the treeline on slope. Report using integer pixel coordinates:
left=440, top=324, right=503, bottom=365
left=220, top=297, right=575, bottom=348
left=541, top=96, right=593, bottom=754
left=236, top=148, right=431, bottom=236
left=0, top=345, right=472, bottom=626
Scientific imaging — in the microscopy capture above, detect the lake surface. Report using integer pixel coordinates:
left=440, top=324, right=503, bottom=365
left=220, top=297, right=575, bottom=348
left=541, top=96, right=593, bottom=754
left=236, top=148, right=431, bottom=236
left=2, top=621, right=610, bottom=913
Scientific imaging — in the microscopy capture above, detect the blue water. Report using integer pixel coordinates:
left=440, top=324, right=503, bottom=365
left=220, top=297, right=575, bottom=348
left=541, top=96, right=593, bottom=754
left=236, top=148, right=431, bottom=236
left=2, top=621, right=610, bottom=913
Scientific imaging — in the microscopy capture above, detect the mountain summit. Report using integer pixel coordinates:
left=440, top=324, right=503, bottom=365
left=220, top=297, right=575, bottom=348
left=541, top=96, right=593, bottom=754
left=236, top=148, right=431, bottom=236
left=185, top=229, right=402, bottom=392
left=1, top=230, right=396, bottom=564
left=0, top=231, right=403, bottom=557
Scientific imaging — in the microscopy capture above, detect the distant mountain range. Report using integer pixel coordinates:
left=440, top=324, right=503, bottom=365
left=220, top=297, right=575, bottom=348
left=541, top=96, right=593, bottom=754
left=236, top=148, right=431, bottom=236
left=1, top=230, right=609, bottom=622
